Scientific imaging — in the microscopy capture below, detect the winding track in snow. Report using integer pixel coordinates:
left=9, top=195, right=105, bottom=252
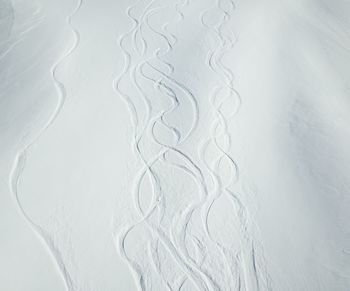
left=200, top=1, right=273, bottom=290
left=113, top=0, right=273, bottom=290
left=8, top=1, right=82, bottom=290
left=113, top=1, right=218, bottom=290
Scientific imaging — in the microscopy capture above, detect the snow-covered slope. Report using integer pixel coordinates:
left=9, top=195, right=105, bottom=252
left=1, top=0, right=350, bottom=290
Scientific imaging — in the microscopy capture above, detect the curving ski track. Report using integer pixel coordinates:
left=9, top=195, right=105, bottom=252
left=8, top=1, right=82, bottom=290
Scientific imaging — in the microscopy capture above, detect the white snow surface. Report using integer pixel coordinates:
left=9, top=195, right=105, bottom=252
left=1, top=0, right=350, bottom=290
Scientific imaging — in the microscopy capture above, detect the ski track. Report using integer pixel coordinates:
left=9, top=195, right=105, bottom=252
left=113, top=1, right=210, bottom=290
left=113, top=0, right=272, bottom=290
left=200, top=1, right=272, bottom=290
left=8, top=1, right=82, bottom=290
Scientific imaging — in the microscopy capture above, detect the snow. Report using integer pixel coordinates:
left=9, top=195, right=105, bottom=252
left=1, top=0, right=350, bottom=290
